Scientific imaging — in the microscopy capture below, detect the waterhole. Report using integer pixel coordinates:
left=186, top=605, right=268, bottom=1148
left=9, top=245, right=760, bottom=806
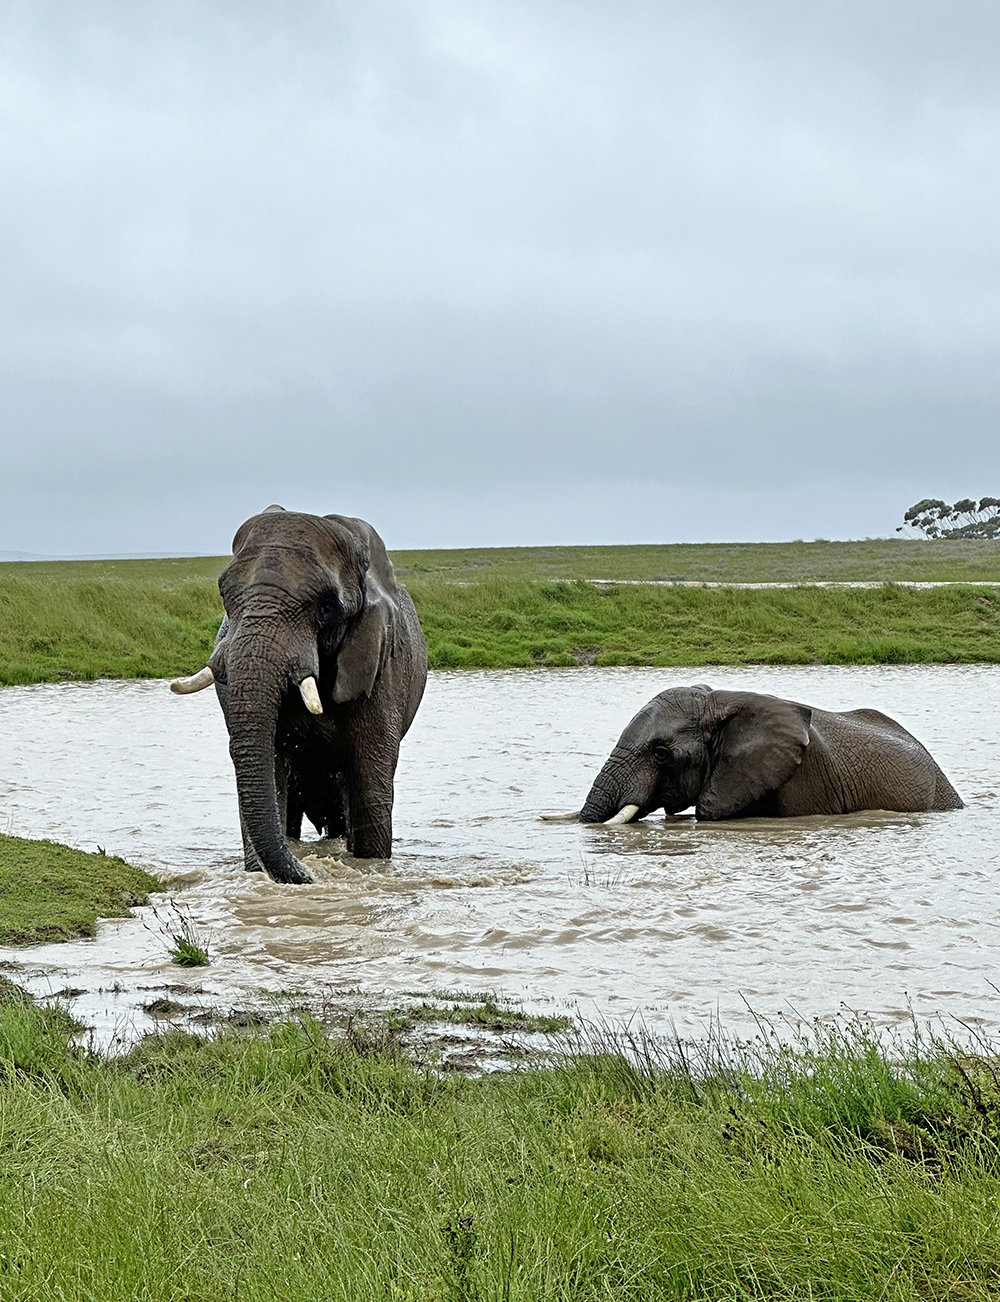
left=0, top=666, right=996, bottom=1046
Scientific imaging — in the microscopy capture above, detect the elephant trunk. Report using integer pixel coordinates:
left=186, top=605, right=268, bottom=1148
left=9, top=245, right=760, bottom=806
left=220, top=639, right=314, bottom=885
left=580, top=747, right=646, bottom=823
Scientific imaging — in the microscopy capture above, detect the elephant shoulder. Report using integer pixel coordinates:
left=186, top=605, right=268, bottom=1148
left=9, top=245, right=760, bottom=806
left=833, top=708, right=935, bottom=765
left=841, top=707, right=917, bottom=740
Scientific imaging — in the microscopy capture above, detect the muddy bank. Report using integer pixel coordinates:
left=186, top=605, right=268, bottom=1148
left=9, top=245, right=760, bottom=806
left=5, top=965, right=572, bottom=1071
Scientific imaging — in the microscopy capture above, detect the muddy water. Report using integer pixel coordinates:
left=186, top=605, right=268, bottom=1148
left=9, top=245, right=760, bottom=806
left=0, top=666, right=996, bottom=1046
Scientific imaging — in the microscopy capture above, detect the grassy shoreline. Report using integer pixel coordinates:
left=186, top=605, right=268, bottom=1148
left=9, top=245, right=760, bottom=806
left=1, top=990, right=1000, bottom=1297
left=414, top=576, right=1000, bottom=668
left=0, top=834, right=160, bottom=945
left=1, top=541, right=999, bottom=683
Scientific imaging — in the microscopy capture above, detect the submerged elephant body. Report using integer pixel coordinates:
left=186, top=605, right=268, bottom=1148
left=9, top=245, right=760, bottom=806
left=581, top=685, right=962, bottom=824
left=173, top=507, right=427, bottom=883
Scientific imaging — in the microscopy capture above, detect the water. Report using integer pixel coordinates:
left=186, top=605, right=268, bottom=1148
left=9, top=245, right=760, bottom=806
left=0, top=666, right=996, bottom=1046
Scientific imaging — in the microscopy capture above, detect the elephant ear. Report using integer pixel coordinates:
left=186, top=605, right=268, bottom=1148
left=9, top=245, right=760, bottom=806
left=697, top=694, right=812, bottom=819
left=321, top=513, right=399, bottom=703
left=332, top=584, right=395, bottom=704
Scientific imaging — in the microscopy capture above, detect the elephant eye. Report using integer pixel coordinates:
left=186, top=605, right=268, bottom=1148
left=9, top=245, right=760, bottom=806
left=652, top=744, right=671, bottom=764
left=315, top=595, right=341, bottom=626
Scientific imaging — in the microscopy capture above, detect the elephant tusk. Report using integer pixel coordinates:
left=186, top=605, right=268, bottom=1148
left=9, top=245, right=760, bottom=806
left=170, top=666, right=215, bottom=695
left=603, top=803, right=640, bottom=826
left=299, top=676, right=323, bottom=715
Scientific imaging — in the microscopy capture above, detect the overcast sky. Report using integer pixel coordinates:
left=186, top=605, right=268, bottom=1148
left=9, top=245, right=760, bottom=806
left=2, top=0, right=998, bottom=555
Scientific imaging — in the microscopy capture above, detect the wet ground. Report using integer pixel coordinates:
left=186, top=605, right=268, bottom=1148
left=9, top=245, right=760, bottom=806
left=0, top=665, right=996, bottom=1049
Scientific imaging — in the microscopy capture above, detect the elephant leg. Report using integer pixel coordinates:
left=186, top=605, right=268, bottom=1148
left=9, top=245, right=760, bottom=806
left=344, top=744, right=396, bottom=859
left=297, top=762, right=347, bottom=839
left=284, top=765, right=304, bottom=840
left=322, top=775, right=348, bottom=838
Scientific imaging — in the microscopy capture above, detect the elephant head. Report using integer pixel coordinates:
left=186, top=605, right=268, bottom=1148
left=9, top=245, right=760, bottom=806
left=580, top=686, right=813, bottom=824
left=172, top=506, right=401, bottom=883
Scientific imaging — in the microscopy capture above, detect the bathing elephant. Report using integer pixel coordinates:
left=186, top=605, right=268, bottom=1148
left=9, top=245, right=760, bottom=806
left=580, top=685, right=963, bottom=824
left=172, top=507, right=427, bottom=883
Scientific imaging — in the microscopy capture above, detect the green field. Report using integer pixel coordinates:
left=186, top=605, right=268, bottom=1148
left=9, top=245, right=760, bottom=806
left=1, top=991, right=999, bottom=1299
left=0, top=540, right=998, bottom=684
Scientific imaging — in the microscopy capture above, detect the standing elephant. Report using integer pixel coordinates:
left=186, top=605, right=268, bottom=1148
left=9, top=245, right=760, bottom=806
left=581, top=685, right=962, bottom=824
left=172, top=507, right=427, bottom=883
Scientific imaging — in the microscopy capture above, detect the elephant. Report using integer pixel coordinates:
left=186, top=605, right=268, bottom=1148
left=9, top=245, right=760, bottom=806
left=171, top=506, right=427, bottom=883
left=580, top=685, right=963, bottom=824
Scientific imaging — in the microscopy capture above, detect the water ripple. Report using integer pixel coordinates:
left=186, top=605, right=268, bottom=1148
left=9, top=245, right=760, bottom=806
left=0, top=664, right=996, bottom=1042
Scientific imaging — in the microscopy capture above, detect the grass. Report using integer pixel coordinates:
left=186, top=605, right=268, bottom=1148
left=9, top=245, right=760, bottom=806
left=0, top=559, right=222, bottom=684
left=145, top=899, right=211, bottom=967
left=390, top=995, right=573, bottom=1035
left=0, top=834, right=160, bottom=945
left=169, top=935, right=210, bottom=967
left=2, top=993, right=1000, bottom=1297
left=410, top=576, right=1000, bottom=667
left=11, top=539, right=1000, bottom=589
left=1, top=541, right=999, bottom=684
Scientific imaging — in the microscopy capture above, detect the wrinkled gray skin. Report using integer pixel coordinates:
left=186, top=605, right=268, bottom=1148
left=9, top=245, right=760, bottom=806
left=581, top=685, right=963, bottom=823
left=209, top=507, right=427, bottom=884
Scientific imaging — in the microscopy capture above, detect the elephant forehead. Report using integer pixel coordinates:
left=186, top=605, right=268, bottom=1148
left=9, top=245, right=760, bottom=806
left=234, top=511, right=346, bottom=553
left=623, top=705, right=673, bottom=743
left=645, top=686, right=712, bottom=722
left=652, top=685, right=712, bottom=709
left=224, top=544, right=321, bottom=587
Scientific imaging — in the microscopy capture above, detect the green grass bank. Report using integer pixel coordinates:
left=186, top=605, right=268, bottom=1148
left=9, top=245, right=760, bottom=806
left=413, top=576, right=1000, bottom=667
left=2, top=995, right=1000, bottom=1298
left=0, top=835, right=160, bottom=945
left=1, top=540, right=998, bottom=684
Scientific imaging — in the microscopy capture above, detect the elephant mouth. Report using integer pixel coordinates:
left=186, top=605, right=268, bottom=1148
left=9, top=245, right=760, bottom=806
left=583, top=790, right=690, bottom=824
left=579, top=795, right=650, bottom=824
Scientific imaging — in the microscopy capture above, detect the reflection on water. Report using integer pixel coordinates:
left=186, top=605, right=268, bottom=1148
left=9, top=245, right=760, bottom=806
left=0, top=665, right=996, bottom=1044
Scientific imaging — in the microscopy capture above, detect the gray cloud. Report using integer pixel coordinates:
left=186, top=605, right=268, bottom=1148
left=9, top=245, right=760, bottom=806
left=1, top=0, right=998, bottom=553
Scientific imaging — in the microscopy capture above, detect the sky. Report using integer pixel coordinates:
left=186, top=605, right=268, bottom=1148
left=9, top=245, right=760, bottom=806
left=2, top=0, right=998, bottom=556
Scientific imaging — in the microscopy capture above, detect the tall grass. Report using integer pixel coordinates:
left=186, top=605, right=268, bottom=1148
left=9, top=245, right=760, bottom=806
left=2, top=996, right=1000, bottom=1298
left=1, top=555, right=998, bottom=685
left=411, top=576, right=1000, bottom=668
left=0, top=569, right=221, bottom=683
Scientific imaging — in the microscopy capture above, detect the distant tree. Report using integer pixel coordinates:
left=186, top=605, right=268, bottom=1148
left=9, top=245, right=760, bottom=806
left=897, top=497, right=1000, bottom=539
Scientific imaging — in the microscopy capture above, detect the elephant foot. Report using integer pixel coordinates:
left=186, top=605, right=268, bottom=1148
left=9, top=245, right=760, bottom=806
left=347, top=838, right=391, bottom=861
left=346, top=815, right=392, bottom=861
